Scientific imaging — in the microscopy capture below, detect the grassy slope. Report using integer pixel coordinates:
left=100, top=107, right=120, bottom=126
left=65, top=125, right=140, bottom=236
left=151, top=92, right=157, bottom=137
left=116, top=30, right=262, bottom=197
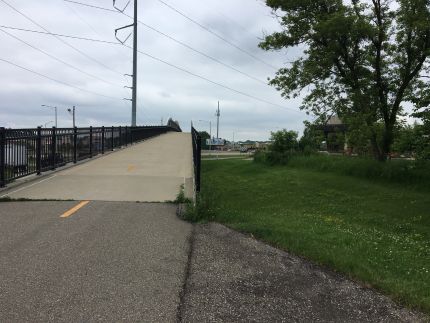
left=201, top=159, right=430, bottom=313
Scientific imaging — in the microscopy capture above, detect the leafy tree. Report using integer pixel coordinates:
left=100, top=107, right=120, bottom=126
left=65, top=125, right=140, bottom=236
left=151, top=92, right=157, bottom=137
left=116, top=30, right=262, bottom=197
left=199, top=131, right=210, bottom=150
left=411, top=114, right=430, bottom=159
left=327, top=132, right=346, bottom=152
left=299, top=121, right=325, bottom=152
left=270, top=129, right=299, bottom=152
left=260, top=0, right=430, bottom=161
left=392, top=124, right=417, bottom=156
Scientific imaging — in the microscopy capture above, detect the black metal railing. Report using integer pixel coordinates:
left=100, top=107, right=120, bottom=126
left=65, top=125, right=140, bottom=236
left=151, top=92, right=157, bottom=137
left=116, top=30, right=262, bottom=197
left=191, top=126, right=201, bottom=193
left=0, top=125, right=180, bottom=187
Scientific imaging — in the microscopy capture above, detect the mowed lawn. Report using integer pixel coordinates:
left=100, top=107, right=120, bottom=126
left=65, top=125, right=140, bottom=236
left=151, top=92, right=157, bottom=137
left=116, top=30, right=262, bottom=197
left=201, top=159, right=430, bottom=313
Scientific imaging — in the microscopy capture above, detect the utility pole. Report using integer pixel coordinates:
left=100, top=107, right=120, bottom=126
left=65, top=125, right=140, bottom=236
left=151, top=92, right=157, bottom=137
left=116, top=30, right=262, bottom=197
left=216, top=101, right=220, bottom=138
left=132, top=0, right=137, bottom=127
left=114, top=0, right=138, bottom=126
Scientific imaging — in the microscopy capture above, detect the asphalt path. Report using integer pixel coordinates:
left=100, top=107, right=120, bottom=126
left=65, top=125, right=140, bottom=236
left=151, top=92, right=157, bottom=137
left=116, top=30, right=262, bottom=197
left=0, top=202, right=426, bottom=322
left=180, top=223, right=426, bottom=323
left=0, top=201, right=192, bottom=322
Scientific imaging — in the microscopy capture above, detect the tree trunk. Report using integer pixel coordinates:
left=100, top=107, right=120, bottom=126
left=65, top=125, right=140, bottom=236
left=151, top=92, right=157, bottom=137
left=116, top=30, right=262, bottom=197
left=380, top=122, right=395, bottom=162
left=370, top=132, right=385, bottom=161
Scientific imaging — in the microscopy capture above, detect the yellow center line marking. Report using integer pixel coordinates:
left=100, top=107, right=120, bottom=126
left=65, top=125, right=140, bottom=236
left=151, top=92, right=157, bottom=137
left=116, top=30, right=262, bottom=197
left=60, top=201, right=90, bottom=218
left=127, top=165, right=136, bottom=172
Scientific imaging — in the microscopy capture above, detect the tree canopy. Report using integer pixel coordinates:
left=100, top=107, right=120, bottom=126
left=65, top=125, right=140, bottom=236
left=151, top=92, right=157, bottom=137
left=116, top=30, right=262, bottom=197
left=260, top=0, right=430, bottom=161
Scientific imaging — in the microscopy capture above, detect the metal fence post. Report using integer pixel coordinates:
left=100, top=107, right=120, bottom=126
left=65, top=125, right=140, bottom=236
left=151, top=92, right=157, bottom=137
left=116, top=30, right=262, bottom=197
left=130, top=127, right=133, bottom=144
left=89, top=126, right=93, bottom=158
left=101, top=126, right=105, bottom=154
left=51, top=127, right=56, bottom=170
left=196, top=133, right=201, bottom=192
left=36, top=127, right=42, bottom=175
left=0, top=127, right=5, bottom=187
left=125, top=126, right=128, bottom=147
left=119, top=126, right=122, bottom=147
left=73, top=127, right=78, bottom=163
left=111, top=126, right=114, bottom=151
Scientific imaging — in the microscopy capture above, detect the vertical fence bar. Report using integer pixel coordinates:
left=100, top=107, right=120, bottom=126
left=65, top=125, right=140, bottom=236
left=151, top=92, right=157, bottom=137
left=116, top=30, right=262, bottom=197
left=89, top=126, right=93, bottom=158
left=73, top=127, right=78, bottom=163
left=36, top=127, right=42, bottom=175
left=0, top=127, right=5, bottom=187
left=196, top=132, right=201, bottom=192
left=111, top=126, right=114, bottom=151
left=119, top=126, right=122, bottom=147
left=51, top=127, right=56, bottom=170
left=125, top=126, right=128, bottom=147
left=101, top=126, right=105, bottom=154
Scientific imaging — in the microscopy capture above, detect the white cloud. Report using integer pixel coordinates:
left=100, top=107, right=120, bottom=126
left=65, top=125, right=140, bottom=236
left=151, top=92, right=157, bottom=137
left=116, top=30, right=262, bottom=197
left=0, top=0, right=308, bottom=140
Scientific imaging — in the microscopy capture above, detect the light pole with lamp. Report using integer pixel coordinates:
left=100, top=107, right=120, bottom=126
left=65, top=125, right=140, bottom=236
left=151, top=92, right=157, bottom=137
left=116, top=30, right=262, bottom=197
left=67, top=106, right=76, bottom=128
left=41, top=105, right=57, bottom=128
left=44, top=121, right=54, bottom=128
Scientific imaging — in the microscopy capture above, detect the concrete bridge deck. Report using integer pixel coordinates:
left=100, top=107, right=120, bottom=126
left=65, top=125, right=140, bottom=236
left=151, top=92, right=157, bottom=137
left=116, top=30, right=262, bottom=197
left=1, top=132, right=194, bottom=202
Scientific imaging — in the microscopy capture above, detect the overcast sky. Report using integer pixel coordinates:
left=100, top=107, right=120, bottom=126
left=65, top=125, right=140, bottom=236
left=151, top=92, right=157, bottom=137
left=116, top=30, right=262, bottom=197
left=0, top=0, right=309, bottom=141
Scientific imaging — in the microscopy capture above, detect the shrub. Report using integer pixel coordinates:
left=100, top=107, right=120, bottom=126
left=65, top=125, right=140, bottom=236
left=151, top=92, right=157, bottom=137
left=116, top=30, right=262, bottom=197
left=269, top=130, right=299, bottom=153
left=181, top=189, right=219, bottom=222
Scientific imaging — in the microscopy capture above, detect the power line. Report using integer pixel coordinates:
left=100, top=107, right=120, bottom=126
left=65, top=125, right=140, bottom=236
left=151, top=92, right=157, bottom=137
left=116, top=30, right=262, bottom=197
left=63, top=0, right=102, bottom=37
left=156, top=0, right=278, bottom=71
left=0, top=28, right=120, bottom=87
left=0, top=25, right=121, bottom=45
left=64, top=0, right=117, bottom=13
left=0, top=57, right=122, bottom=101
left=0, top=1, right=299, bottom=113
left=61, top=0, right=134, bottom=121
left=64, top=0, right=269, bottom=85
left=0, top=0, right=123, bottom=76
left=61, top=1, right=133, bottom=63
left=0, top=28, right=123, bottom=87
left=129, top=15, right=267, bottom=85
left=122, top=44, right=301, bottom=113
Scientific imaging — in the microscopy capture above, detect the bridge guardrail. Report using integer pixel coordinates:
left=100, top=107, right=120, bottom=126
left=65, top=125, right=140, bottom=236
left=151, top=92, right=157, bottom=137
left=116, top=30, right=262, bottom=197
left=191, top=126, right=201, bottom=193
left=0, top=125, right=180, bottom=187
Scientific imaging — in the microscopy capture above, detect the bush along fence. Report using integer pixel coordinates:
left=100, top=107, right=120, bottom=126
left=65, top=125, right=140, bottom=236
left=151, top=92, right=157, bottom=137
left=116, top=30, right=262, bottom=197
left=0, top=125, right=181, bottom=187
left=191, top=126, right=201, bottom=193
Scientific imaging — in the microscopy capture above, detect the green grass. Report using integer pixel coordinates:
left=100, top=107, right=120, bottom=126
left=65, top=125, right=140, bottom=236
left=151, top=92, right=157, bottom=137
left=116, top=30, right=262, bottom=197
left=255, top=152, right=430, bottom=190
left=202, top=154, right=249, bottom=160
left=197, top=159, right=430, bottom=313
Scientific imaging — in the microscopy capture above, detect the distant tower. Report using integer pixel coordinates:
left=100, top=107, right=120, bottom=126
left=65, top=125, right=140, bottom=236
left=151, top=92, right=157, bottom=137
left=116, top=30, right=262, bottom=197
left=216, top=101, right=220, bottom=138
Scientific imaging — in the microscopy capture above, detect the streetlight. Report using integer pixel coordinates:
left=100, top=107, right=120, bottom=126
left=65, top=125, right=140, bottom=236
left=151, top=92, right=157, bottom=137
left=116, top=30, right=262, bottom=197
left=41, top=105, right=57, bottom=128
left=67, top=106, right=76, bottom=128
left=44, top=121, right=54, bottom=128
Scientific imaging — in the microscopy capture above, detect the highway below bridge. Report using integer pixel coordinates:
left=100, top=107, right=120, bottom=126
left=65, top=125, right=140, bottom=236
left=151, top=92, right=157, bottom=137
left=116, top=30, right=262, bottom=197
left=0, top=132, right=425, bottom=322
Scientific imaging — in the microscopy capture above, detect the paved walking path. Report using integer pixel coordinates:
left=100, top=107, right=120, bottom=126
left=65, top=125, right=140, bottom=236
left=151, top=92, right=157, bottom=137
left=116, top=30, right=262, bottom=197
left=0, top=201, right=192, bottom=322
left=180, top=223, right=426, bottom=323
left=2, top=132, right=193, bottom=202
left=0, top=201, right=425, bottom=322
